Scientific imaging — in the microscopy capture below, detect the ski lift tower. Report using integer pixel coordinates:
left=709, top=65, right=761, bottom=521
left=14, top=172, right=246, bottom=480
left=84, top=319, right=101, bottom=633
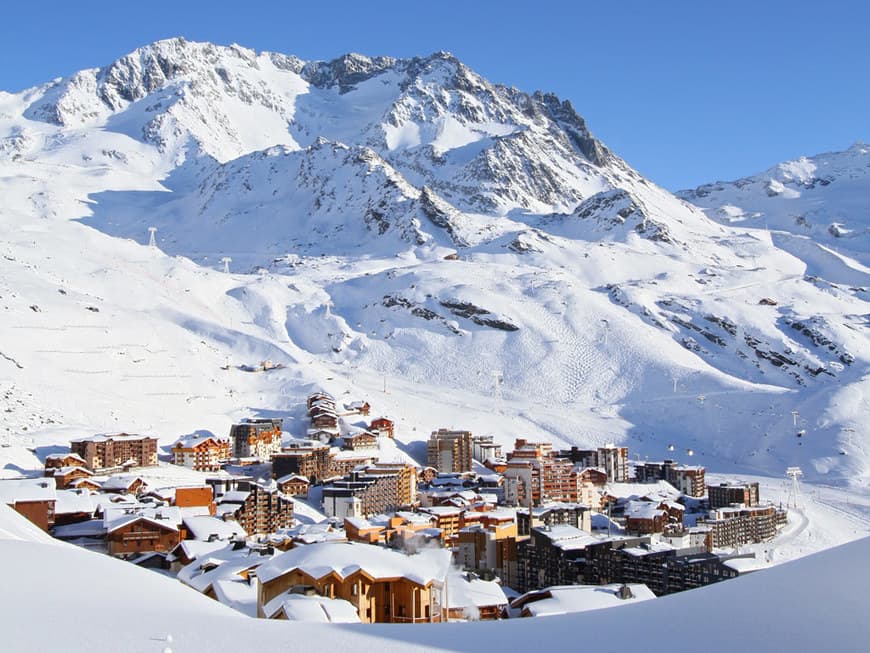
left=221, top=256, right=232, bottom=274
left=148, top=226, right=158, bottom=248
left=786, top=466, right=803, bottom=508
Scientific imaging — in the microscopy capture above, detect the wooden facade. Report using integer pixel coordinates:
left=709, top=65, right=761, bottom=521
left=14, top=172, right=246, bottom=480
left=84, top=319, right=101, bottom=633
left=107, top=517, right=183, bottom=557
left=259, top=568, right=443, bottom=624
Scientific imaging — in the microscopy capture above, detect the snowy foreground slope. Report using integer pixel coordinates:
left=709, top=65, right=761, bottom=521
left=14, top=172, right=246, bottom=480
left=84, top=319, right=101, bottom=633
left=0, top=38, right=868, bottom=490
left=1, top=504, right=868, bottom=652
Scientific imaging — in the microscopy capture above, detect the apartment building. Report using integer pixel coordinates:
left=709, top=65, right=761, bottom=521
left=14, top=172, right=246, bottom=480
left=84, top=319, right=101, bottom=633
left=70, top=433, right=158, bottom=471
left=321, top=463, right=417, bottom=519
left=427, top=430, right=473, bottom=473
left=171, top=433, right=231, bottom=472
left=708, top=482, right=760, bottom=509
left=230, top=418, right=283, bottom=460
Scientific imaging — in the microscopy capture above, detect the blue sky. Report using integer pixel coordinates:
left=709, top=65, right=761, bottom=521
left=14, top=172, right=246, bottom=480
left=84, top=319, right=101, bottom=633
left=1, top=0, right=867, bottom=189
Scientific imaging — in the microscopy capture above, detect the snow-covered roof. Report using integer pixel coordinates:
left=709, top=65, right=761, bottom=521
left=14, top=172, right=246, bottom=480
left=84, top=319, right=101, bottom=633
left=183, top=515, right=247, bottom=541
left=622, top=540, right=676, bottom=557
left=173, top=432, right=228, bottom=449
left=106, top=514, right=180, bottom=534
left=513, top=583, right=656, bottom=617
left=45, top=452, right=87, bottom=464
left=103, top=505, right=182, bottom=532
left=178, top=543, right=274, bottom=594
left=604, top=480, right=681, bottom=502
left=421, top=506, right=463, bottom=517
left=52, top=517, right=107, bottom=539
left=218, top=490, right=251, bottom=504
left=70, top=432, right=153, bottom=443
left=212, top=578, right=258, bottom=617
left=101, top=475, right=145, bottom=491
left=276, top=474, right=309, bottom=484
left=446, top=572, right=508, bottom=609
left=171, top=539, right=228, bottom=563
left=264, top=593, right=361, bottom=623
left=624, top=500, right=666, bottom=520
left=55, top=489, right=95, bottom=515
left=257, top=542, right=451, bottom=587
left=49, top=465, right=94, bottom=477
left=0, top=478, right=57, bottom=504
left=536, top=525, right=601, bottom=551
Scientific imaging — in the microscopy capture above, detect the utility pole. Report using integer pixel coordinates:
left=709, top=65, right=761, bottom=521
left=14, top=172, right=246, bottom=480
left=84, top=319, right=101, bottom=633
left=221, top=256, right=232, bottom=273
left=148, top=226, right=157, bottom=248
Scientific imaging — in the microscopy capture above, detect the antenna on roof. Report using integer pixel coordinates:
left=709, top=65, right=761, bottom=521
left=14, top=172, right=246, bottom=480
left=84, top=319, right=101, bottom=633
left=148, top=226, right=158, bottom=248
left=221, top=256, right=232, bottom=273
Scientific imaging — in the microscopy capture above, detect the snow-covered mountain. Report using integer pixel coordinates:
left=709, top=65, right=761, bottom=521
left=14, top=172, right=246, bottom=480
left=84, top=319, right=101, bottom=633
left=1, top=38, right=868, bottom=487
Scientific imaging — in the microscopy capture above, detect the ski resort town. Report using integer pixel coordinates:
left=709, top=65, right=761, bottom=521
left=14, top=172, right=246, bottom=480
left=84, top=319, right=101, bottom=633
left=0, top=390, right=797, bottom=623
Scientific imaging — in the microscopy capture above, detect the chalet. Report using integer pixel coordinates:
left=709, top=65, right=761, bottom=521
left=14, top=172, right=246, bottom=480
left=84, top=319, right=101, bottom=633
left=369, top=417, right=395, bottom=439
left=178, top=542, right=276, bottom=616
left=101, top=475, right=146, bottom=495
left=70, top=477, right=102, bottom=492
left=171, top=433, right=231, bottom=472
left=446, top=571, right=509, bottom=621
left=574, top=467, right=608, bottom=486
left=307, top=391, right=335, bottom=411
left=310, top=411, right=338, bottom=431
left=624, top=500, right=668, bottom=534
left=44, top=452, right=88, bottom=470
left=106, top=513, right=183, bottom=557
left=47, top=465, right=95, bottom=489
left=345, top=400, right=371, bottom=416
left=342, top=431, right=379, bottom=451
left=54, top=488, right=96, bottom=526
left=0, top=478, right=57, bottom=531
left=257, top=542, right=452, bottom=623
left=276, top=474, right=310, bottom=498
left=182, top=515, right=247, bottom=542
